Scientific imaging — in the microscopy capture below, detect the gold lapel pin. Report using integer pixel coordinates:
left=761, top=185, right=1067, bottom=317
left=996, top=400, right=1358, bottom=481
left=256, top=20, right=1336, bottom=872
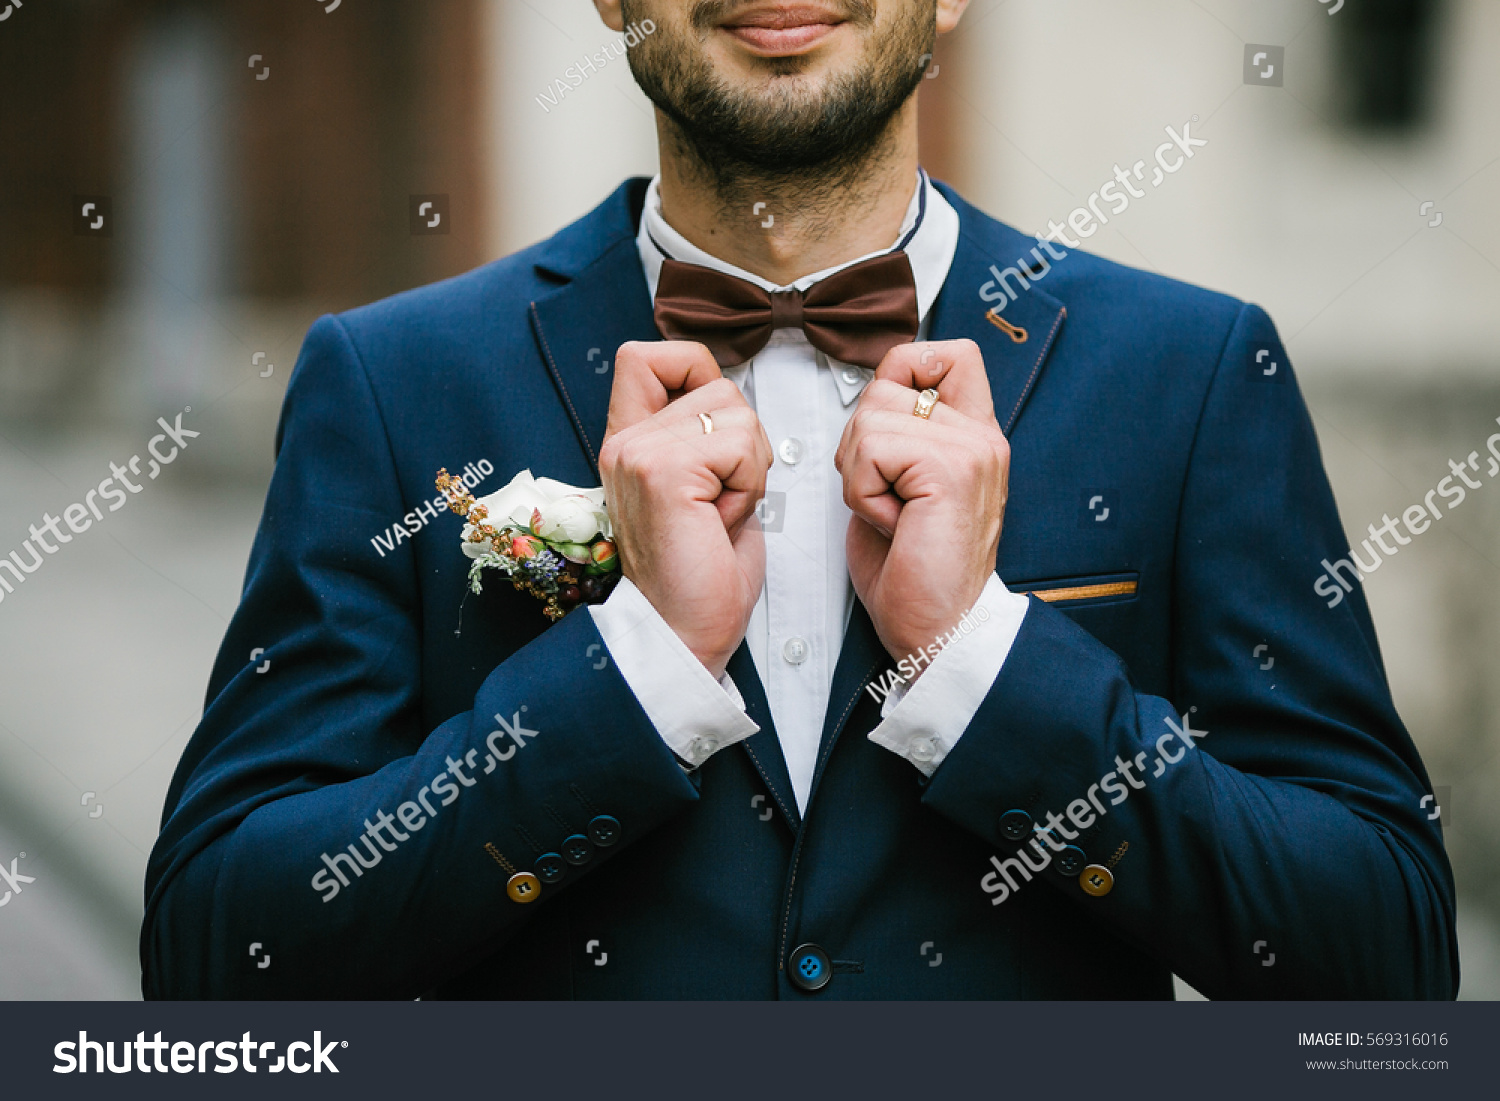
left=985, top=309, right=1028, bottom=344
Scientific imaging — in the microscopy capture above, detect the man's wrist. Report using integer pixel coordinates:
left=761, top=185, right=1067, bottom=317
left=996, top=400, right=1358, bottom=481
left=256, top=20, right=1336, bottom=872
left=588, top=577, right=758, bottom=765
left=877, top=572, right=993, bottom=676
left=868, top=574, right=1030, bottom=776
left=620, top=570, right=737, bottom=680
left=881, top=603, right=997, bottom=685
left=695, top=649, right=734, bottom=682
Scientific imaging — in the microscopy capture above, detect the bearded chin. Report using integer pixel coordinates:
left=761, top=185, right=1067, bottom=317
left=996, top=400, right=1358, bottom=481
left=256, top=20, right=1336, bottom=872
left=625, top=10, right=934, bottom=185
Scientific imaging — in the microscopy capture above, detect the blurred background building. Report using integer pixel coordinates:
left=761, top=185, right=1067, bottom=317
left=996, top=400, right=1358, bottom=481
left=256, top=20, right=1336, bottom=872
left=0, top=0, right=1496, bottom=998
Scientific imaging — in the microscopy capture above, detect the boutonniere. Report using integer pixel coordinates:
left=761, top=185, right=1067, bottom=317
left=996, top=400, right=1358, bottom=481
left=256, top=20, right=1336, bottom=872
left=436, top=467, right=620, bottom=621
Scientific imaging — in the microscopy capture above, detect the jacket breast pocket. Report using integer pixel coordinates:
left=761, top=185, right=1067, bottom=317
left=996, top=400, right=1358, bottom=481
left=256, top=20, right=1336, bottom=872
left=1006, top=571, right=1139, bottom=609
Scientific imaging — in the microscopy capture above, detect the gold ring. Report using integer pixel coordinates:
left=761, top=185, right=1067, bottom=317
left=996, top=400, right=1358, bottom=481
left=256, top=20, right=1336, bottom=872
left=913, top=389, right=939, bottom=420
left=699, top=412, right=714, bottom=435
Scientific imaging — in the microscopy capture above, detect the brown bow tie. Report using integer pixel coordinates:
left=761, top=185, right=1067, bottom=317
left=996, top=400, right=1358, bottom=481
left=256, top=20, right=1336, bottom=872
left=653, top=251, right=921, bottom=370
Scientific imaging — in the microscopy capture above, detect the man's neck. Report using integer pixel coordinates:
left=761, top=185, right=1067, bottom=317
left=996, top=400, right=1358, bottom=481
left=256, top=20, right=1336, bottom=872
left=654, top=100, right=921, bottom=287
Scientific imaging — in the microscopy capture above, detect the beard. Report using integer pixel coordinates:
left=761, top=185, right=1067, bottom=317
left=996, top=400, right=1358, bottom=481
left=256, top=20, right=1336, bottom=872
left=622, top=0, right=935, bottom=194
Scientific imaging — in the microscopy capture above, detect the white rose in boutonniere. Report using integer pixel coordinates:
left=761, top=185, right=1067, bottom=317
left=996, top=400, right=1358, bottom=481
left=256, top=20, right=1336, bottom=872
left=437, top=467, right=619, bottom=621
left=532, top=492, right=611, bottom=546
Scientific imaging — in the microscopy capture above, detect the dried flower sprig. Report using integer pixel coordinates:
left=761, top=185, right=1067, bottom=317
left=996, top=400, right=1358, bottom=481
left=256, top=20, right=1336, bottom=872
left=436, top=467, right=619, bottom=622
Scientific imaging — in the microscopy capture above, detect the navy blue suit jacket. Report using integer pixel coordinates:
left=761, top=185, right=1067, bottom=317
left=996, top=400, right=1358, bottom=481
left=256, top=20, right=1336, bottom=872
left=142, top=179, right=1457, bottom=999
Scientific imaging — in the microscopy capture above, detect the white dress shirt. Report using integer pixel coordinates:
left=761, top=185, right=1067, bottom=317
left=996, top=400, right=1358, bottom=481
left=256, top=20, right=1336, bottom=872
left=590, top=172, right=1031, bottom=813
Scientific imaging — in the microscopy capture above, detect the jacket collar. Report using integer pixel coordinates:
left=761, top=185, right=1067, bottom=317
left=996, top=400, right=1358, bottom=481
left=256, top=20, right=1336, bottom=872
left=528, top=180, right=657, bottom=477
left=927, top=180, right=1068, bottom=435
left=528, top=177, right=1067, bottom=468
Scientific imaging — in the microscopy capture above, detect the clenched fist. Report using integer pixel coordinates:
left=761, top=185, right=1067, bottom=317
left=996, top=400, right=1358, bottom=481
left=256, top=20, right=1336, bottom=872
left=599, top=341, right=773, bottom=679
left=835, top=340, right=1010, bottom=666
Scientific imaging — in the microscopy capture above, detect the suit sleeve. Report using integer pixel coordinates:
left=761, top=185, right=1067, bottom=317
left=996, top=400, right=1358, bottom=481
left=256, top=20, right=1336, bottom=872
left=141, top=315, right=700, bottom=999
left=920, top=302, right=1458, bottom=999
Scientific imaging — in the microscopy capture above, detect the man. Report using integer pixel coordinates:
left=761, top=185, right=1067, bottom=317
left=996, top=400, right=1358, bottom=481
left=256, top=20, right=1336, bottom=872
left=142, top=0, right=1456, bottom=999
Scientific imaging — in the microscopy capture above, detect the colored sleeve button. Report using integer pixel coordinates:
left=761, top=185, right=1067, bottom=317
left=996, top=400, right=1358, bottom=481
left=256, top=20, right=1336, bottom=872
left=507, top=872, right=541, bottom=903
left=1079, top=864, right=1114, bottom=897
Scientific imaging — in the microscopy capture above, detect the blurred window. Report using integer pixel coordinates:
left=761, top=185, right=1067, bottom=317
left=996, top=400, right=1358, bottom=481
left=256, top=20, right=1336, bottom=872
left=1335, top=0, right=1443, bottom=131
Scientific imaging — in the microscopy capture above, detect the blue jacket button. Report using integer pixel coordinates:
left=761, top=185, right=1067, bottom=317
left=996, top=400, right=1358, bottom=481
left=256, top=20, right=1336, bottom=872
left=534, top=853, right=567, bottom=883
left=999, top=809, right=1032, bottom=841
left=1055, top=845, right=1087, bottom=877
left=561, top=834, right=594, bottom=865
left=587, top=815, right=621, bottom=846
left=788, top=944, right=832, bottom=992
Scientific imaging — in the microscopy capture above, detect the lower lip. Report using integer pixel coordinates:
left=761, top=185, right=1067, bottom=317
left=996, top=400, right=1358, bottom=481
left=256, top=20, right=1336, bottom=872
left=725, top=23, right=841, bottom=55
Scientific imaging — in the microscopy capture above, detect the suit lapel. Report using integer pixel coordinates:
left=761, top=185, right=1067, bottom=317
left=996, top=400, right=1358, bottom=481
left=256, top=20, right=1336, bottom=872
left=529, top=234, right=660, bottom=479
left=802, top=188, right=1070, bottom=813
left=727, top=643, right=799, bottom=831
left=805, top=600, right=889, bottom=809
left=527, top=181, right=795, bottom=822
left=928, top=182, right=1068, bottom=438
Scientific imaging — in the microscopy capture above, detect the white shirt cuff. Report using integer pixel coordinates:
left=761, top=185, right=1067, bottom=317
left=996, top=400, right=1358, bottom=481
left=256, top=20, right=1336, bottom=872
left=588, top=576, right=759, bottom=768
left=867, top=573, right=1030, bottom=776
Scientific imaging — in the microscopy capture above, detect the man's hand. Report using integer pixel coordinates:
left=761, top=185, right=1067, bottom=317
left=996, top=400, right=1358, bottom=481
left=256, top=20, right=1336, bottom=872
left=834, top=340, right=1009, bottom=665
left=600, top=341, right=773, bottom=679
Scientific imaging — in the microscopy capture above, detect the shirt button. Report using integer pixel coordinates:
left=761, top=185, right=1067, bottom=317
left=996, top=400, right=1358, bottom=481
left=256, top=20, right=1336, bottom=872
left=840, top=367, right=864, bottom=386
left=689, top=734, right=720, bottom=762
left=778, top=437, right=804, bottom=465
left=782, top=637, right=809, bottom=665
left=909, top=735, right=939, bottom=764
